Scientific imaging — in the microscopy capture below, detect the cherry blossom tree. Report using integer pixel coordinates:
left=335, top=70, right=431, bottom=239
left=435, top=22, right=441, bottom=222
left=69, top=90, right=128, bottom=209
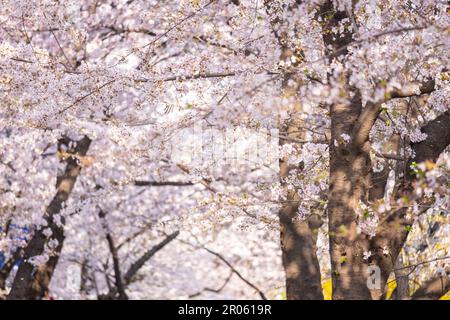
left=0, top=0, right=449, bottom=300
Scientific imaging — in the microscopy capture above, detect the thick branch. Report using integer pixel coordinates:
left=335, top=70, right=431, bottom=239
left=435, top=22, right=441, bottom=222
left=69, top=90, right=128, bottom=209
left=389, top=80, right=435, bottom=100
left=352, top=80, right=436, bottom=147
left=99, top=210, right=128, bottom=300
left=7, top=136, right=91, bottom=300
left=372, top=111, right=450, bottom=295
left=409, top=110, right=450, bottom=166
left=123, top=231, right=179, bottom=285
left=352, top=101, right=382, bottom=147
left=202, top=247, right=267, bottom=300
left=412, top=269, right=450, bottom=300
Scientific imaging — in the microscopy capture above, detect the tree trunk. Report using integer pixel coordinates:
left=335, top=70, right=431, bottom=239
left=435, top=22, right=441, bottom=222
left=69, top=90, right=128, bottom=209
left=392, top=254, right=409, bottom=300
left=7, top=136, right=91, bottom=300
left=278, top=104, right=323, bottom=300
left=279, top=200, right=324, bottom=299
left=316, top=1, right=373, bottom=299
left=263, top=0, right=324, bottom=300
left=327, top=91, right=374, bottom=300
left=371, top=110, right=450, bottom=299
left=278, top=87, right=323, bottom=300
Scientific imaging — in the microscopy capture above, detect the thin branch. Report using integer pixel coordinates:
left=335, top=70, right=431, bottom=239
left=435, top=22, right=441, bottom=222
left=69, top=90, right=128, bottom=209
left=116, top=222, right=153, bottom=251
left=10, top=57, right=33, bottom=64
left=278, top=134, right=328, bottom=145
left=123, top=231, right=180, bottom=285
left=100, top=26, right=157, bottom=38
left=144, top=0, right=216, bottom=50
left=202, top=247, right=267, bottom=300
left=57, top=79, right=116, bottom=114
left=134, top=180, right=194, bottom=187
left=392, top=256, right=450, bottom=272
left=177, top=235, right=267, bottom=300
left=50, top=30, right=73, bottom=69
left=134, top=72, right=237, bottom=83
left=188, top=270, right=233, bottom=298
left=98, top=210, right=128, bottom=300
left=321, top=25, right=429, bottom=62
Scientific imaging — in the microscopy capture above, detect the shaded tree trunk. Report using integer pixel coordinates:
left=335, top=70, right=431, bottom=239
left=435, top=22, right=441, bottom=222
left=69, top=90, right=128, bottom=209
left=278, top=109, right=324, bottom=300
left=263, top=0, right=324, bottom=300
left=278, top=88, right=323, bottom=300
left=316, top=1, right=373, bottom=300
left=370, top=110, right=450, bottom=299
left=327, top=92, right=374, bottom=300
left=316, top=1, right=444, bottom=300
left=392, top=254, right=409, bottom=300
left=7, top=135, right=91, bottom=300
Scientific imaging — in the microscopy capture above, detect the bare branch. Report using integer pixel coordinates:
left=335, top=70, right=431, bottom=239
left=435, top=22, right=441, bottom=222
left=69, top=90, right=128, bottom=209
left=202, top=247, right=267, bottom=300
left=389, top=79, right=435, bottom=100
left=188, top=270, right=233, bottom=298
left=57, top=79, right=116, bottom=114
left=134, top=180, right=194, bottom=187
left=99, top=231, right=179, bottom=299
left=123, top=231, right=180, bottom=285
left=98, top=210, right=128, bottom=300
left=352, top=80, right=436, bottom=147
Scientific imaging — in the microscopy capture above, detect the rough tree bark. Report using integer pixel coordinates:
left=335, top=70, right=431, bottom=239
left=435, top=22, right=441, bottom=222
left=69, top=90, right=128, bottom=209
left=277, top=67, right=324, bottom=300
left=264, top=0, right=324, bottom=299
left=316, top=0, right=375, bottom=300
left=316, top=0, right=447, bottom=300
left=370, top=110, right=450, bottom=299
left=99, top=231, right=179, bottom=299
left=327, top=92, right=376, bottom=299
left=7, top=135, right=91, bottom=300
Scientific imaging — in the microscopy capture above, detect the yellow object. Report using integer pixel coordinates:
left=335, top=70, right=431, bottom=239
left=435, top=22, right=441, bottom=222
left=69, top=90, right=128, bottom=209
left=386, top=279, right=397, bottom=300
left=439, top=291, right=450, bottom=300
left=287, top=280, right=449, bottom=300
left=322, top=279, right=332, bottom=300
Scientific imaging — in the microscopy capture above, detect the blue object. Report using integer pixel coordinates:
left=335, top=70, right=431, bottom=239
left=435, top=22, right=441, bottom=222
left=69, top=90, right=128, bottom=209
left=0, top=224, right=30, bottom=269
left=0, top=251, right=5, bottom=268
